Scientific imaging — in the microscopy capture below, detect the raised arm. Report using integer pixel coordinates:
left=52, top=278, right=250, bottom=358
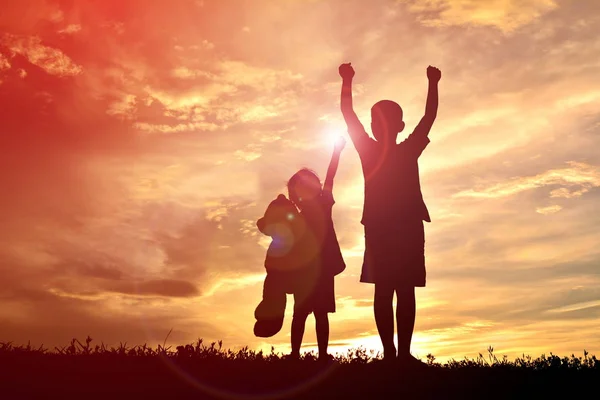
left=412, top=65, right=441, bottom=137
left=323, top=136, right=346, bottom=195
left=339, top=63, right=370, bottom=151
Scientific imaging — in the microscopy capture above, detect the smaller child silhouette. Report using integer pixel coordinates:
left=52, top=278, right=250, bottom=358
left=286, top=137, right=346, bottom=361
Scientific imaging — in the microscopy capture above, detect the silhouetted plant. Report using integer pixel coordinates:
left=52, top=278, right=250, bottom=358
left=0, top=337, right=597, bottom=370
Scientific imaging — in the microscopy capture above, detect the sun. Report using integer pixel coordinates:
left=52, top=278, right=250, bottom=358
left=324, top=129, right=346, bottom=149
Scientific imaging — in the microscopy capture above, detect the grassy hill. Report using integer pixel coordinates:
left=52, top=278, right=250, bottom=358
left=0, top=337, right=597, bottom=399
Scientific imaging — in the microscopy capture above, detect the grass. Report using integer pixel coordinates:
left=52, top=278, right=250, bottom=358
left=0, top=336, right=598, bottom=399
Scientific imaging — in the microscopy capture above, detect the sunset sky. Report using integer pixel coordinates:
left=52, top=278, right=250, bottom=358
left=1, top=0, right=599, bottom=362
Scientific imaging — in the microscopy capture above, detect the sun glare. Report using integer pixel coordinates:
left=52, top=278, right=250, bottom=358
left=323, top=129, right=347, bottom=150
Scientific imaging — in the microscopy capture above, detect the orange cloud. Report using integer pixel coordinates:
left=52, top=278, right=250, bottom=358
left=2, top=34, right=82, bottom=77
left=453, top=162, right=600, bottom=199
left=401, top=0, right=558, bottom=33
left=536, top=205, right=562, bottom=215
left=58, top=24, right=82, bottom=34
left=0, top=53, right=10, bottom=71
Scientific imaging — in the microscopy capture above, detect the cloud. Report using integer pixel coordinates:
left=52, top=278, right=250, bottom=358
left=547, top=300, right=600, bottom=314
left=171, top=66, right=214, bottom=79
left=0, top=285, right=222, bottom=348
left=234, top=146, right=263, bottom=161
left=0, top=53, right=10, bottom=71
left=1, top=34, right=83, bottom=77
left=549, top=187, right=588, bottom=199
left=452, top=162, right=600, bottom=199
left=536, top=205, right=562, bottom=215
left=400, top=0, right=558, bottom=33
left=106, top=93, right=137, bottom=119
left=107, top=279, right=199, bottom=298
left=134, top=121, right=221, bottom=134
left=216, top=60, right=303, bottom=91
left=138, top=59, right=304, bottom=134
left=58, top=24, right=82, bottom=34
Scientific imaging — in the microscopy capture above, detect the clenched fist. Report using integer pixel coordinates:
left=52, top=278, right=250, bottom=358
left=339, top=63, right=355, bottom=80
left=427, top=65, right=441, bottom=83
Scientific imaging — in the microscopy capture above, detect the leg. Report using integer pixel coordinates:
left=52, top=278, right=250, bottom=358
left=290, top=311, right=309, bottom=358
left=374, top=283, right=396, bottom=359
left=396, top=286, right=416, bottom=358
left=314, top=312, right=329, bottom=359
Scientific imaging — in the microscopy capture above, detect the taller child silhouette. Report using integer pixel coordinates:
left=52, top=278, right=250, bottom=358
left=338, top=62, right=441, bottom=364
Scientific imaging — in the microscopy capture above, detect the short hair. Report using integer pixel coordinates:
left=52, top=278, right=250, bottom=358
left=287, top=168, right=321, bottom=206
left=371, top=100, right=403, bottom=123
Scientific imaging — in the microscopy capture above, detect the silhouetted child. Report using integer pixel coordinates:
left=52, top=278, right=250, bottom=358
left=338, top=62, right=441, bottom=365
left=254, top=194, right=307, bottom=338
left=286, top=137, right=346, bottom=361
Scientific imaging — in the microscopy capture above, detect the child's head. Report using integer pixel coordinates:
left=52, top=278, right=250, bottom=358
left=371, top=100, right=405, bottom=143
left=287, top=168, right=322, bottom=208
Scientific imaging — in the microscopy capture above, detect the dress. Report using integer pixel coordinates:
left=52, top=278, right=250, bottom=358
left=293, top=191, right=345, bottom=315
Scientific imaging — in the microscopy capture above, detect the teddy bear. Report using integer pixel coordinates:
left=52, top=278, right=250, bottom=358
left=253, top=194, right=307, bottom=338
